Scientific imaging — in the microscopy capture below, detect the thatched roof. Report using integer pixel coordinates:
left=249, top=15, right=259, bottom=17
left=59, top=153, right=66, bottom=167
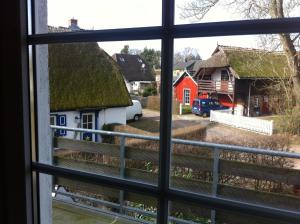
left=49, top=42, right=132, bottom=111
left=112, top=54, right=155, bottom=82
left=197, top=45, right=292, bottom=79
left=48, top=26, right=131, bottom=111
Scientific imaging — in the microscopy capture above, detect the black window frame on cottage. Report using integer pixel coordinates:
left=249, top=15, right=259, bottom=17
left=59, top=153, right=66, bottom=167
left=2, top=0, right=300, bottom=224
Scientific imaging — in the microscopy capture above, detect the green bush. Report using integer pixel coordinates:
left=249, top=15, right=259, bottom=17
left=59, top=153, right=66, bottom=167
left=101, top=123, right=117, bottom=143
left=181, top=105, right=192, bottom=114
left=142, top=86, right=157, bottom=97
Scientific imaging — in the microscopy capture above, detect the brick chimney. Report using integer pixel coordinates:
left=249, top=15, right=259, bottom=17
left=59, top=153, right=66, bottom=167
left=69, top=18, right=77, bottom=27
left=68, top=18, right=80, bottom=31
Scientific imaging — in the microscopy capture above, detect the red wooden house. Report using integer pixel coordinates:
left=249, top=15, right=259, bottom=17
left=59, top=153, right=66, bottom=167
left=173, top=71, right=198, bottom=107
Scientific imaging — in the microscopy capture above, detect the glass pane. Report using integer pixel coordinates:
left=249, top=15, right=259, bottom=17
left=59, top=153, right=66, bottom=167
left=47, top=174, right=157, bottom=223
left=35, top=0, right=162, bottom=34
left=175, top=0, right=300, bottom=25
left=169, top=200, right=293, bottom=224
left=40, top=39, right=161, bottom=185
left=50, top=116, right=55, bottom=125
left=171, top=34, right=300, bottom=212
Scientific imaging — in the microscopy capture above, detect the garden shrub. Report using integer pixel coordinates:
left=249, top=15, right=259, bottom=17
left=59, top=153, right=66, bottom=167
left=181, top=105, right=192, bottom=114
left=141, top=86, right=157, bottom=97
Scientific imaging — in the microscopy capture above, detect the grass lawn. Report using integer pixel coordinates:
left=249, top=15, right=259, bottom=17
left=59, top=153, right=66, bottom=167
left=127, top=118, right=160, bottom=133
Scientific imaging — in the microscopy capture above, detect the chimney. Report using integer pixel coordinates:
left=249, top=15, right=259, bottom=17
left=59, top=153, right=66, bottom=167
left=69, top=18, right=77, bottom=27
left=68, top=18, right=80, bottom=31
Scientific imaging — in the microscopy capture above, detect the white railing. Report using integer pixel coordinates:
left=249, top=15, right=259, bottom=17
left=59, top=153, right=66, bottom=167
left=210, top=110, right=273, bottom=135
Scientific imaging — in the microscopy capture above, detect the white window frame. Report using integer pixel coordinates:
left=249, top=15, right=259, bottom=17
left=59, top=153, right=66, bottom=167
left=50, top=115, right=56, bottom=126
left=183, top=88, right=190, bottom=105
left=81, top=113, right=94, bottom=130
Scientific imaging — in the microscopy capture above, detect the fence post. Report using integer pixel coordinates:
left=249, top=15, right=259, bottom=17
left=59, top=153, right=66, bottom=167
left=211, top=148, right=220, bottom=224
left=119, top=136, right=126, bottom=214
left=179, top=103, right=182, bottom=115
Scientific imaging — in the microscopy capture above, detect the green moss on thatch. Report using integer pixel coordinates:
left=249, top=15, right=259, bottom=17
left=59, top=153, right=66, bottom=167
left=223, top=48, right=291, bottom=79
left=49, top=42, right=132, bottom=111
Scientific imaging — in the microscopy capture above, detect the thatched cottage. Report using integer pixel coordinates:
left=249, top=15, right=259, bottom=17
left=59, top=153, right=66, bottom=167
left=49, top=22, right=132, bottom=141
left=195, top=45, right=291, bottom=116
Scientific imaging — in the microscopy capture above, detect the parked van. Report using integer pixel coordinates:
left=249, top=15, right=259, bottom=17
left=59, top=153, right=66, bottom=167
left=126, top=100, right=143, bottom=121
left=192, top=98, right=228, bottom=117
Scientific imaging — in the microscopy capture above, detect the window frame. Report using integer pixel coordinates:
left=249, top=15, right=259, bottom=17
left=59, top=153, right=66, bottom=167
left=50, top=115, right=56, bottom=126
left=23, top=1, right=300, bottom=224
left=81, top=112, right=94, bottom=141
left=183, top=88, right=190, bottom=105
left=221, top=69, right=229, bottom=81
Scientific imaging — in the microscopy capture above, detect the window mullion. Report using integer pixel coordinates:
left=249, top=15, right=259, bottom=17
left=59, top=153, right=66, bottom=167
left=158, top=0, right=175, bottom=223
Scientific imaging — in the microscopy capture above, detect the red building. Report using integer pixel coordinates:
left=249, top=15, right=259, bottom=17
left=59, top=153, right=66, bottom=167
left=173, top=71, right=198, bottom=107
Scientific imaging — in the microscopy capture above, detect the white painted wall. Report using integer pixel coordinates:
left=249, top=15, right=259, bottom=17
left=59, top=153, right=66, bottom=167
left=100, top=107, right=127, bottom=127
left=98, top=107, right=126, bottom=141
left=132, top=81, right=140, bottom=92
left=51, top=107, right=126, bottom=142
left=125, top=79, right=133, bottom=93
left=51, top=111, right=81, bottom=140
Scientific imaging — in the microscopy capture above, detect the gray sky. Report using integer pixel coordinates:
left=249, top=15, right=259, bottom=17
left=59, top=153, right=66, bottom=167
left=47, top=0, right=295, bottom=59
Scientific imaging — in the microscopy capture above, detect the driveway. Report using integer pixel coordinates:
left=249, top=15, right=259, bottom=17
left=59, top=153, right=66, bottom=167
left=141, top=109, right=210, bottom=129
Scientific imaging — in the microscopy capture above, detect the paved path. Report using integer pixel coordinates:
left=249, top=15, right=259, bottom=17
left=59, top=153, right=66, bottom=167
left=142, top=109, right=210, bottom=129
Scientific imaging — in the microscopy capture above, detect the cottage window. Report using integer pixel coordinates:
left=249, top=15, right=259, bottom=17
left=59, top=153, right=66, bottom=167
left=221, top=69, right=229, bottom=81
left=50, top=115, right=56, bottom=126
left=82, top=113, right=93, bottom=129
left=183, top=89, right=190, bottom=105
left=4, top=0, right=299, bottom=224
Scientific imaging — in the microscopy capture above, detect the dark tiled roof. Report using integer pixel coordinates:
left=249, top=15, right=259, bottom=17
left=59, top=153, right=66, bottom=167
left=174, top=60, right=202, bottom=75
left=173, top=60, right=198, bottom=70
left=113, top=54, right=155, bottom=82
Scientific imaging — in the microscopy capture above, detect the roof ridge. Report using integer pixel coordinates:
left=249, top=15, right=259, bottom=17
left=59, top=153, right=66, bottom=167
left=48, top=25, right=84, bottom=33
left=218, top=45, right=285, bottom=55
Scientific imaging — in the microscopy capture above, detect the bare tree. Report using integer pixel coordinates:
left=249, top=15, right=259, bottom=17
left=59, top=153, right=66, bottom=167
left=180, top=0, right=300, bottom=106
left=174, top=47, right=201, bottom=65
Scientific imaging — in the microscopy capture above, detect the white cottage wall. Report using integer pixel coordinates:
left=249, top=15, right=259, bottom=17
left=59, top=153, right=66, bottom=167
left=51, top=111, right=81, bottom=140
left=98, top=107, right=126, bottom=128
left=52, top=107, right=126, bottom=142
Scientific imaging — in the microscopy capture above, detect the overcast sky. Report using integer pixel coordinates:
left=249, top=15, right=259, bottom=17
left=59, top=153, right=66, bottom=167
left=47, top=0, right=293, bottom=59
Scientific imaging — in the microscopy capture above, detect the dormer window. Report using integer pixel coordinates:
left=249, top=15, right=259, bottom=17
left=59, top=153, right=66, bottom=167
left=119, top=57, right=125, bottom=62
left=141, top=63, right=146, bottom=73
left=137, top=58, right=143, bottom=63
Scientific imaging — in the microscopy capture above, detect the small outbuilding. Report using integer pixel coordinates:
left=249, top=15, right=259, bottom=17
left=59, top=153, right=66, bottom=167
left=173, top=71, right=198, bottom=107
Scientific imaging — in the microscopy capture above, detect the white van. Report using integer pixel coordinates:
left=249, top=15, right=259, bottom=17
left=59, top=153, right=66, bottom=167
left=126, top=100, right=143, bottom=121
